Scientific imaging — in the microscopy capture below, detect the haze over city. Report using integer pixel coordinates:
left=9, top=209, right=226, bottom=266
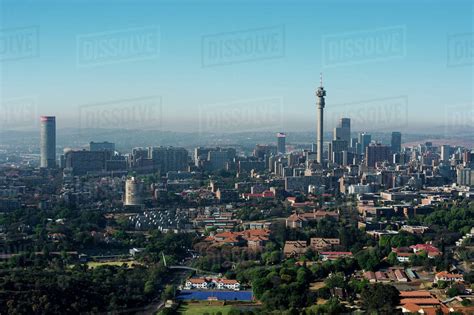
left=1, top=0, right=473, bottom=134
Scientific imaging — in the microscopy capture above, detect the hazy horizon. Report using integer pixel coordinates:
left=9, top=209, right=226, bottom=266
left=1, top=0, right=473, bottom=135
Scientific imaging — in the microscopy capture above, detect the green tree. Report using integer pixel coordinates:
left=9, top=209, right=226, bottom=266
left=360, top=283, right=400, bottom=313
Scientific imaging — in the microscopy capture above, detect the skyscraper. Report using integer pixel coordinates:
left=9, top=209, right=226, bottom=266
left=358, top=132, right=371, bottom=156
left=334, top=118, right=351, bottom=143
left=365, top=143, right=390, bottom=167
left=391, top=132, right=402, bottom=153
left=277, top=132, right=286, bottom=154
left=316, top=74, right=326, bottom=164
left=40, top=116, right=56, bottom=168
left=440, top=145, right=451, bottom=162
left=329, top=139, right=348, bottom=165
left=148, top=146, right=188, bottom=173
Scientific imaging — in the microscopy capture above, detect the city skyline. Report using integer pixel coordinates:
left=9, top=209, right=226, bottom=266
left=1, top=2, right=474, bottom=314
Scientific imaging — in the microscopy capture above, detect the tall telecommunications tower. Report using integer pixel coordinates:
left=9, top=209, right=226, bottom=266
left=316, top=73, right=326, bottom=164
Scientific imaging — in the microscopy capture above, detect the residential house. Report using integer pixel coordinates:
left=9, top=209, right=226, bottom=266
left=319, top=251, right=352, bottom=261
left=363, top=271, right=377, bottom=283
left=399, top=290, right=450, bottom=314
left=375, top=271, right=390, bottom=283
left=391, top=247, right=413, bottom=263
left=184, top=277, right=241, bottom=291
left=285, top=213, right=307, bottom=229
left=283, top=241, right=308, bottom=258
left=310, top=237, right=340, bottom=251
left=410, top=244, right=441, bottom=258
left=285, top=209, right=339, bottom=229
left=185, top=278, right=209, bottom=289
left=434, top=272, right=464, bottom=283
left=400, top=225, right=429, bottom=235
left=214, top=278, right=240, bottom=291
left=394, top=269, right=408, bottom=282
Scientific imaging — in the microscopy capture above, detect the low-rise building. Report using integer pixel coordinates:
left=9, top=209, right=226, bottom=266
left=319, top=251, right=352, bottom=261
left=434, top=272, right=464, bottom=283
left=283, top=240, right=308, bottom=258
left=184, top=277, right=241, bottom=291
left=410, top=244, right=441, bottom=258
left=310, top=237, right=340, bottom=251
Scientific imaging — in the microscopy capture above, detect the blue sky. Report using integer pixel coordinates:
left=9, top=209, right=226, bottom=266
left=0, top=0, right=472, bottom=133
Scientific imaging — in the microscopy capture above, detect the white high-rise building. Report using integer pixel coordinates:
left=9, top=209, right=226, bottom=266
left=40, top=116, right=56, bottom=168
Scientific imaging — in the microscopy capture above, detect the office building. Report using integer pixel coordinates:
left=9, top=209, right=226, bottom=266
left=208, top=149, right=231, bottom=171
left=40, top=116, right=56, bottom=168
left=65, top=150, right=106, bottom=175
left=277, top=132, right=286, bottom=154
left=457, top=167, right=474, bottom=187
left=463, top=150, right=472, bottom=166
left=329, top=139, right=348, bottom=165
left=194, top=147, right=213, bottom=166
left=366, top=143, right=391, bottom=167
left=391, top=132, right=402, bottom=153
left=194, top=147, right=236, bottom=171
left=148, top=146, right=188, bottom=173
left=358, top=133, right=371, bottom=156
left=440, top=145, right=451, bottom=162
left=350, top=138, right=358, bottom=153
left=89, top=141, right=115, bottom=152
left=334, top=118, right=351, bottom=143
left=253, top=144, right=277, bottom=160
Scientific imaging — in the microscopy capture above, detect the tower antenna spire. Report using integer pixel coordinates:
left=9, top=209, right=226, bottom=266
left=320, top=72, right=323, bottom=87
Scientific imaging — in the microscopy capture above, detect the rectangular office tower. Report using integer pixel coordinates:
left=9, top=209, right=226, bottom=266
left=365, top=143, right=390, bottom=167
left=334, top=118, right=351, bottom=143
left=358, top=132, right=371, bottom=156
left=40, top=116, right=56, bottom=168
left=391, top=132, right=402, bottom=153
left=277, top=132, right=286, bottom=154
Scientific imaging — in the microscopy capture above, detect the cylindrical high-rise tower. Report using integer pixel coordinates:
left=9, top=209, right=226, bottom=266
left=125, top=177, right=144, bottom=206
left=40, top=116, right=56, bottom=168
left=316, top=75, right=326, bottom=164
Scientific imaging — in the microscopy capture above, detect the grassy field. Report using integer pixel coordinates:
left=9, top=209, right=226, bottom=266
left=86, top=260, right=140, bottom=268
left=178, top=302, right=234, bottom=315
left=309, top=281, right=326, bottom=291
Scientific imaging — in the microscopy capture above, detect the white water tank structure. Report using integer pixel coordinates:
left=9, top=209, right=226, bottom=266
left=125, top=177, right=144, bottom=206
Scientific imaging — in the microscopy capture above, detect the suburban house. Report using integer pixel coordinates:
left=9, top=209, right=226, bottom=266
left=410, top=244, right=441, bottom=258
left=391, top=247, right=413, bottom=263
left=392, top=243, right=441, bottom=262
left=241, top=190, right=275, bottom=200
left=283, top=240, right=308, bottom=258
left=285, top=213, right=307, bottom=228
left=363, top=271, right=377, bottom=283
left=310, top=237, right=340, bottom=251
left=301, top=209, right=339, bottom=221
left=184, top=277, right=241, bottom=291
left=399, top=290, right=450, bottom=314
left=434, top=272, right=464, bottom=283
left=319, top=251, right=352, bottom=261
left=206, top=229, right=270, bottom=250
left=394, top=269, right=408, bottom=282
left=400, top=225, right=429, bottom=234
left=214, top=278, right=240, bottom=290
left=285, top=210, right=339, bottom=229
left=185, top=278, right=210, bottom=289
